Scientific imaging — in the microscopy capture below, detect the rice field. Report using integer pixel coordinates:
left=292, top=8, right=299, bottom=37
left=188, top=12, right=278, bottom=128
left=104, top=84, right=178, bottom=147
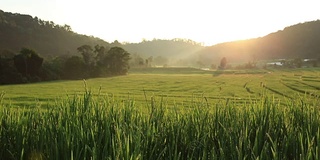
left=0, top=68, right=319, bottom=108
left=0, top=68, right=320, bottom=159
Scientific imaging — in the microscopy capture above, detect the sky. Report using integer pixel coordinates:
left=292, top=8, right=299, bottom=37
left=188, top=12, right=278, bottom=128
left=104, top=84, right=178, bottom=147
left=0, top=0, right=319, bottom=46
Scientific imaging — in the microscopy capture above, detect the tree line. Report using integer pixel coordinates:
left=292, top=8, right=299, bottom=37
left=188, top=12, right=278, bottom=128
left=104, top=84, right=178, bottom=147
left=0, top=45, right=130, bottom=84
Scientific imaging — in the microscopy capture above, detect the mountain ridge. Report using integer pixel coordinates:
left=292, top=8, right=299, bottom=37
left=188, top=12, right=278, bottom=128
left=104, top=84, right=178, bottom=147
left=0, top=9, right=110, bottom=57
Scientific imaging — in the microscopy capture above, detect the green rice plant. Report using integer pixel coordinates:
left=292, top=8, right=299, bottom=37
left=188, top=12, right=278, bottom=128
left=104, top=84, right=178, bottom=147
left=0, top=89, right=320, bottom=159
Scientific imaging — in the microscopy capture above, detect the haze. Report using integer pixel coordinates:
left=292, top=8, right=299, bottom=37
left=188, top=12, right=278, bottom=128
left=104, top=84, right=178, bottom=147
left=1, top=0, right=319, bottom=45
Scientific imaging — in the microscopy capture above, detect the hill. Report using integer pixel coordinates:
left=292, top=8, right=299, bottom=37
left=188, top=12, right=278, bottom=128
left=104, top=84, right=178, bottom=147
left=197, top=20, right=320, bottom=65
left=0, top=9, right=110, bottom=57
left=122, top=39, right=204, bottom=66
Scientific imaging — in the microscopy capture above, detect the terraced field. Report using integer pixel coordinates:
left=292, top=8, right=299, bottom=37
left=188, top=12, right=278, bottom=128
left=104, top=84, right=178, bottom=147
left=0, top=68, right=319, bottom=108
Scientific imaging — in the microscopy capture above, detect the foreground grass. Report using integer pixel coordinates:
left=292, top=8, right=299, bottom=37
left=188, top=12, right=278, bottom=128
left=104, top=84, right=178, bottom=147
left=1, top=91, right=320, bottom=159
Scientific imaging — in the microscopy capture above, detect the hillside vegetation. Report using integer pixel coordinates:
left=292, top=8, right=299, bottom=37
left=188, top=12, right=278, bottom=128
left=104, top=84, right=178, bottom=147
left=123, top=39, right=204, bottom=66
left=0, top=10, right=109, bottom=57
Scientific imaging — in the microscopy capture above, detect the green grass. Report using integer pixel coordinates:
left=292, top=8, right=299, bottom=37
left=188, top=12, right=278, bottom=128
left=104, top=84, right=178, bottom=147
left=0, top=89, right=320, bottom=159
left=0, top=68, right=319, bottom=108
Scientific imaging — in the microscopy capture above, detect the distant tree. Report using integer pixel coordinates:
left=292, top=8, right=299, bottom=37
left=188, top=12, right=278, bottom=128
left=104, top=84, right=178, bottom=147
left=0, top=50, right=23, bottom=84
left=63, top=56, right=86, bottom=79
left=94, top=45, right=107, bottom=58
left=63, top=24, right=72, bottom=32
left=219, top=57, right=227, bottom=69
left=105, top=47, right=130, bottom=75
left=40, top=55, right=69, bottom=80
left=92, top=45, right=110, bottom=76
left=94, top=45, right=107, bottom=66
left=111, top=40, right=122, bottom=47
left=77, top=45, right=94, bottom=66
left=13, top=48, right=43, bottom=77
left=94, top=44, right=107, bottom=53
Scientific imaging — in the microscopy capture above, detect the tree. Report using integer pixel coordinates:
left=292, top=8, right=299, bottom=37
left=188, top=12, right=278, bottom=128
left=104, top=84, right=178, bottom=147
left=111, top=40, right=122, bottom=47
left=41, top=55, right=68, bottom=80
left=219, top=57, right=227, bottom=69
left=13, top=48, right=43, bottom=77
left=93, top=45, right=109, bottom=76
left=63, top=56, right=86, bottom=79
left=105, top=47, right=130, bottom=75
left=0, top=50, right=23, bottom=84
left=94, top=45, right=108, bottom=66
left=77, top=45, right=94, bottom=66
left=63, top=24, right=72, bottom=32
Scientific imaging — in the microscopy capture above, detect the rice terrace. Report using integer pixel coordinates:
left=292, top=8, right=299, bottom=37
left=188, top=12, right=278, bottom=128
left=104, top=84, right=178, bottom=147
left=1, top=68, right=320, bottom=108
left=1, top=67, right=320, bottom=159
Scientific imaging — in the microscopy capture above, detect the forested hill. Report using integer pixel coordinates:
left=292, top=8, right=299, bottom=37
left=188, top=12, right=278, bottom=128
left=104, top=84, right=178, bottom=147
left=0, top=9, right=109, bottom=57
left=122, top=39, right=204, bottom=66
left=197, top=20, right=320, bottom=65
left=123, top=39, right=204, bottom=59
